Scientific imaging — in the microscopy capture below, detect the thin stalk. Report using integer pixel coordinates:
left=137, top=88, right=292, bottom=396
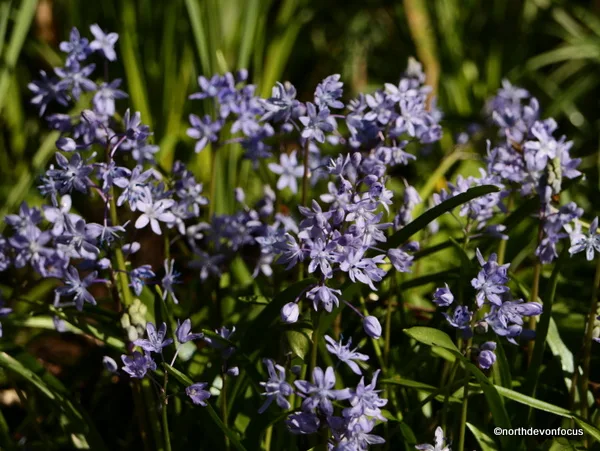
left=310, top=313, right=321, bottom=375
left=221, top=373, right=230, bottom=451
left=209, top=146, right=218, bottom=217
left=527, top=214, right=545, bottom=362
left=162, top=392, right=172, bottom=451
left=580, top=256, right=600, bottom=424
left=301, top=141, right=310, bottom=207
left=457, top=338, right=472, bottom=451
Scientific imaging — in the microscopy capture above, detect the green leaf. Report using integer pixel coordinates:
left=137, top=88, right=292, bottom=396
left=404, top=327, right=460, bottom=352
left=467, top=422, right=500, bottom=451
left=525, top=247, right=567, bottom=397
left=381, top=377, right=462, bottom=403
left=0, top=352, right=107, bottom=450
left=494, top=385, right=572, bottom=417
left=384, top=185, right=500, bottom=250
left=286, top=329, right=311, bottom=360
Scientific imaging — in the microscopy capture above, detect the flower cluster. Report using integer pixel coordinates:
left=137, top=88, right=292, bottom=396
left=258, top=334, right=387, bottom=450
left=485, top=80, right=582, bottom=263
left=433, top=249, right=542, bottom=369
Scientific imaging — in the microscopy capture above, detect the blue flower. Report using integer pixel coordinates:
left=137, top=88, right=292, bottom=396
left=60, top=27, right=91, bottom=62
left=258, top=359, right=293, bottom=413
left=186, top=382, right=211, bottom=406
left=471, top=249, right=509, bottom=307
left=343, top=369, right=387, bottom=421
left=186, top=114, right=223, bottom=153
left=121, top=351, right=156, bottom=378
left=89, top=24, right=119, bottom=61
left=315, top=74, right=344, bottom=109
left=415, top=426, right=450, bottom=451
left=299, top=102, right=335, bottom=143
left=175, top=319, right=203, bottom=344
left=294, top=366, right=351, bottom=416
left=432, top=284, right=454, bottom=307
left=567, top=217, right=600, bottom=261
left=93, top=79, right=128, bottom=116
left=129, top=265, right=156, bottom=296
left=484, top=298, right=542, bottom=345
left=325, top=335, right=369, bottom=375
left=134, top=322, right=173, bottom=353
left=268, top=151, right=305, bottom=194
left=443, top=306, right=473, bottom=336
left=477, top=341, right=497, bottom=369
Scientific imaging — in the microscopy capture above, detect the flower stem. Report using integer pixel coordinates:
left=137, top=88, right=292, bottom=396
left=457, top=338, right=472, bottom=451
left=221, top=373, right=230, bottom=451
left=580, top=256, right=600, bottom=423
left=301, top=140, right=310, bottom=207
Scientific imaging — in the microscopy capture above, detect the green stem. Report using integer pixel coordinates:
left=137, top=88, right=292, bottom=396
left=310, top=312, right=321, bottom=375
left=222, top=373, right=230, bottom=451
left=301, top=141, right=310, bottom=208
left=457, top=339, right=472, bottom=451
left=580, top=256, right=600, bottom=423
left=162, top=395, right=172, bottom=451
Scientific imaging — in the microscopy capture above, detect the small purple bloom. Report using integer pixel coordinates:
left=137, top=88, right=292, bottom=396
left=89, top=24, right=119, bottom=61
left=433, top=284, right=454, bottom=307
left=175, top=319, right=204, bottom=344
left=134, top=322, right=173, bottom=353
left=281, top=302, right=300, bottom=324
left=268, top=151, right=305, bottom=194
left=258, top=359, right=293, bottom=413
left=363, top=316, right=382, bottom=339
left=477, top=341, right=497, bottom=369
left=294, top=366, right=351, bottom=416
left=325, top=335, right=369, bottom=375
left=121, top=351, right=156, bottom=378
left=186, top=382, right=211, bottom=406
left=55, top=266, right=98, bottom=311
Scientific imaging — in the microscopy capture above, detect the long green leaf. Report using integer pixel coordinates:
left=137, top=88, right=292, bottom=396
left=384, top=185, right=500, bottom=250
left=0, top=352, right=107, bottom=450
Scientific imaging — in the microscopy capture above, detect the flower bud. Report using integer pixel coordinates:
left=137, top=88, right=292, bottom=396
left=281, top=302, right=299, bottom=324
left=226, top=366, right=239, bottom=377
left=363, top=316, right=382, bottom=339
left=103, top=356, right=118, bottom=373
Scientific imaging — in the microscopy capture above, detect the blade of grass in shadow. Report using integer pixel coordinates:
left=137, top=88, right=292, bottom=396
left=0, top=0, right=37, bottom=114
left=0, top=131, right=59, bottom=232
left=0, top=351, right=108, bottom=450
left=120, top=0, right=153, bottom=129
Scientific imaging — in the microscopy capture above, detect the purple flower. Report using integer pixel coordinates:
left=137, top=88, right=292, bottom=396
left=161, top=259, right=181, bottom=304
left=299, top=102, right=335, bottom=143
left=28, top=70, right=69, bottom=116
left=47, top=152, right=93, bottom=194
left=134, top=322, right=173, bottom=353
left=114, top=166, right=153, bottom=211
left=5, top=202, right=43, bottom=234
left=103, top=356, right=118, bottom=373
left=477, top=342, right=497, bottom=369
left=415, top=426, right=450, bottom=451
left=315, top=74, right=344, bottom=109
left=186, top=114, right=222, bottom=153
left=258, top=359, right=293, bottom=413
left=363, top=316, right=382, bottom=339
left=281, top=302, right=300, bottom=324
left=567, top=218, right=600, bottom=261
left=60, top=27, right=91, bottom=62
left=121, top=351, right=156, bottom=378
left=387, top=247, right=416, bottom=273
left=261, top=82, right=300, bottom=123
left=268, top=151, right=304, bottom=194
left=175, top=319, right=204, bottom=344
left=89, top=24, right=119, bottom=61
left=93, top=79, right=128, bottom=116
left=9, top=225, right=53, bottom=270
left=339, top=248, right=386, bottom=291
left=433, top=284, right=454, bottom=307
left=129, top=265, right=156, bottom=296
left=135, top=199, right=176, bottom=235
left=343, top=369, right=387, bottom=421
left=471, top=249, right=509, bottom=307
left=186, top=383, right=211, bottom=406
left=325, top=335, right=369, bottom=375
left=485, top=298, right=542, bottom=345
left=307, top=285, right=341, bottom=313
left=55, top=266, right=98, bottom=311
left=294, top=366, right=351, bottom=416
left=286, top=412, right=320, bottom=435
left=443, top=306, right=473, bottom=336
